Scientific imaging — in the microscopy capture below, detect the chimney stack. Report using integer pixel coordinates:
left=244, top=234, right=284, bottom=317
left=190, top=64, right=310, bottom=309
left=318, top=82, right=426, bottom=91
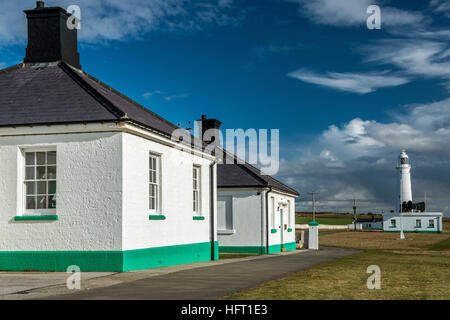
left=24, top=1, right=81, bottom=69
left=197, top=115, right=222, bottom=147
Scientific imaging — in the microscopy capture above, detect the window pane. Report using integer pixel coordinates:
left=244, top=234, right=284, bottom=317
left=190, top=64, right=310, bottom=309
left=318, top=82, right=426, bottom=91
left=47, top=151, right=56, bottom=165
left=37, top=181, right=47, bottom=195
left=25, top=153, right=35, bottom=165
left=48, top=194, right=56, bottom=209
left=47, top=166, right=56, bottom=179
left=26, top=196, right=36, bottom=209
left=150, top=185, right=155, bottom=197
left=25, top=182, right=36, bottom=195
left=36, top=152, right=46, bottom=165
left=48, top=181, right=56, bottom=194
left=25, top=167, right=35, bottom=180
left=36, top=166, right=46, bottom=179
left=37, top=195, right=47, bottom=209
left=150, top=197, right=155, bottom=210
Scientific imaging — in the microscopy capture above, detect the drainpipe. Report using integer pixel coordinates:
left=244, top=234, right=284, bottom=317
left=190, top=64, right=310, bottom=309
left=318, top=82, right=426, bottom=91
left=265, top=187, right=273, bottom=254
left=210, top=160, right=217, bottom=260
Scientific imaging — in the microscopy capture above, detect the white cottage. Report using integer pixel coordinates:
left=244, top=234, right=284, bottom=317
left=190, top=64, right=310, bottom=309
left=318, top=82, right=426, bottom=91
left=0, top=3, right=217, bottom=272
left=197, top=117, right=299, bottom=254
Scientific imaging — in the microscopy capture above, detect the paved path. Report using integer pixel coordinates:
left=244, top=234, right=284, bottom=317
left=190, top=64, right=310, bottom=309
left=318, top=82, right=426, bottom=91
left=47, top=246, right=358, bottom=300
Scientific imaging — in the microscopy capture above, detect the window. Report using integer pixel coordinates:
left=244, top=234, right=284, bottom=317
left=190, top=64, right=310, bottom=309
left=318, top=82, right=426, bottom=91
left=416, top=219, right=422, bottom=228
left=271, top=196, right=275, bottom=228
left=287, top=200, right=291, bottom=228
left=391, top=219, right=396, bottom=227
left=149, top=154, right=160, bottom=213
left=24, top=151, right=57, bottom=211
left=193, top=166, right=200, bottom=215
left=429, top=219, right=435, bottom=228
left=217, top=196, right=232, bottom=231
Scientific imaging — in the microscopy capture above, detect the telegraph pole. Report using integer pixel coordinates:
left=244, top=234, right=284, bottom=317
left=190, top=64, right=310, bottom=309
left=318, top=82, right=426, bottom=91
left=309, top=192, right=319, bottom=221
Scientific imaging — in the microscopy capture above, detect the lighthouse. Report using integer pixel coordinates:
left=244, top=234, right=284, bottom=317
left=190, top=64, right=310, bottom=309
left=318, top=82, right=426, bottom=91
left=382, top=150, right=443, bottom=233
left=397, top=149, right=412, bottom=212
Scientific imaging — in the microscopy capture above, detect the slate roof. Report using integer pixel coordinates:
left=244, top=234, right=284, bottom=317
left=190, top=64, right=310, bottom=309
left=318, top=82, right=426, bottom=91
left=217, top=150, right=299, bottom=196
left=0, top=61, right=298, bottom=196
left=0, top=62, right=179, bottom=137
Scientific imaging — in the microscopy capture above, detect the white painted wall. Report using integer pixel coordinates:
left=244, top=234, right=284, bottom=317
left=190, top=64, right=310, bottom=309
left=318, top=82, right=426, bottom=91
left=383, top=212, right=443, bottom=232
left=0, top=126, right=216, bottom=253
left=217, top=188, right=264, bottom=247
left=0, top=132, right=123, bottom=251
left=217, top=188, right=296, bottom=250
left=121, top=132, right=216, bottom=250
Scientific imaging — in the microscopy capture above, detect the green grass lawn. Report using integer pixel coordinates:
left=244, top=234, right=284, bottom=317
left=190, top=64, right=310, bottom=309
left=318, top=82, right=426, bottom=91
left=225, top=250, right=450, bottom=300
left=295, top=217, right=353, bottom=225
left=429, top=237, right=450, bottom=251
left=225, top=221, right=450, bottom=300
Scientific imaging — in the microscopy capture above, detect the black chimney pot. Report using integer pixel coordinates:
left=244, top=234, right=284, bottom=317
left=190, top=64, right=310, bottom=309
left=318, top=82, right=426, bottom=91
left=23, top=3, right=81, bottom=68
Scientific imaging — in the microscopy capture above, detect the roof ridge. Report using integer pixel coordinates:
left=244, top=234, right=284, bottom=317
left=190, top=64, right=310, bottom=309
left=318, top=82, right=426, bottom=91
left=71, top=66, right=180, bottom=131
left=0, top=63, right=24, bottom=74
left=58, top=62, right=125, bottom=119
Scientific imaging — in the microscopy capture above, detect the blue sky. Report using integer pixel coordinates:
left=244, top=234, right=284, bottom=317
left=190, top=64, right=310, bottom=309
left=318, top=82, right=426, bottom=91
left=1, top=0, right=449, bottom=215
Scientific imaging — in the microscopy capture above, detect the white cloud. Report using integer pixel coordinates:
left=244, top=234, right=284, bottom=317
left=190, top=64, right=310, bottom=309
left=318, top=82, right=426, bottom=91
left=0, top=0, right=241, bottom=45
left=287, top=69, right=409, bottom=94
left=363, top=39, right=450, bottom=79
left=164, top=93, right=191, bottom=101
left=430, top=0, right=450, bottom=18
left=142, top=90, right=163, bottom=99
left=276, top=98, right=450, bottom=215
left=289, top=0, right=424, bottom=28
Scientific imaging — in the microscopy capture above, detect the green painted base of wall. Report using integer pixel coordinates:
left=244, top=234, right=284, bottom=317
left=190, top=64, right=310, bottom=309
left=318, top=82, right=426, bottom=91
left=219, top=246, right=267, bottom=254
left=0, top=241, right=219, bottom=272
left=219, top=241, right=297, bottom=254
left=384, top=230, right=442, bottom=233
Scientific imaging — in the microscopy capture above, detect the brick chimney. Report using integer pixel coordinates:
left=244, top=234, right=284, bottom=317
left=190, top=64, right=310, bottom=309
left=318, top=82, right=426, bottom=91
left=24, top=1, right=81, bottom=69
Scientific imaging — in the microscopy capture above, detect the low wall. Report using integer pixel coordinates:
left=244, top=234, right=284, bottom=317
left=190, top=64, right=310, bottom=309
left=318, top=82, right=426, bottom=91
left=295, top=224, right=349, bottom=230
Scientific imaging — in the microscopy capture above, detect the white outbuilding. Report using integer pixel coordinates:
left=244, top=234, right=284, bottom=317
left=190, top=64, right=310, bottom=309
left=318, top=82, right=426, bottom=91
left=0, top=3, right=217, bottom=271
left=197, top=117, right=299, bottom=254
left=382, top=150, right=443, bottom=233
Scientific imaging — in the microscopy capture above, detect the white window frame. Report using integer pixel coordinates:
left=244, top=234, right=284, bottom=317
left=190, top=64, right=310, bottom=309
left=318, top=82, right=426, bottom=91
left=287, top=200, right=291, bottom=228
left=416, top=219, right=422, bottom=228
left=22, top=148, right=57, bottom=215
left=271, top=196, right=275, bottom=229
left=391, top=219, right=396, bottom=227
left=149, top=153, right=161, bottom=214
left=193, top=165, right=201, bottom=216
left=429, top=219, right=435, bottom=228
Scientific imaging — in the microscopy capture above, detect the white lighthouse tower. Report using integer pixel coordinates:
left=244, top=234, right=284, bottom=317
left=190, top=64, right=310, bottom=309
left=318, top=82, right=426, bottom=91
left=397, top=149, right=412, bottom=212
left=382, top=149, right=443, bottom=234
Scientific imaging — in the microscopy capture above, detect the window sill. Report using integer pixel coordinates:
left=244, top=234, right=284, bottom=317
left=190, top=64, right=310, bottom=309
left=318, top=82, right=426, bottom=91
left=218, top=229, right=236, bottom=235
left=15, top=215, right=58, bottom=221
left=271, top=229, right=277, bottom=234
left=389, top=226, right=397, bottom=228
left=287, top=228, right=293, bottom=232
left=149, top=215, right=166, bottom=220
left=414, top=226, right=422, bottom=228
left=427, top=226, right=435, bottom=228
left=193, top=216, right=205, bottom=221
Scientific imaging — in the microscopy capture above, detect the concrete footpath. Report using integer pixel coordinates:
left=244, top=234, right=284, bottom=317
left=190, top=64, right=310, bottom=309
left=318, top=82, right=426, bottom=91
left=44, top=246, right=358, bottom=300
